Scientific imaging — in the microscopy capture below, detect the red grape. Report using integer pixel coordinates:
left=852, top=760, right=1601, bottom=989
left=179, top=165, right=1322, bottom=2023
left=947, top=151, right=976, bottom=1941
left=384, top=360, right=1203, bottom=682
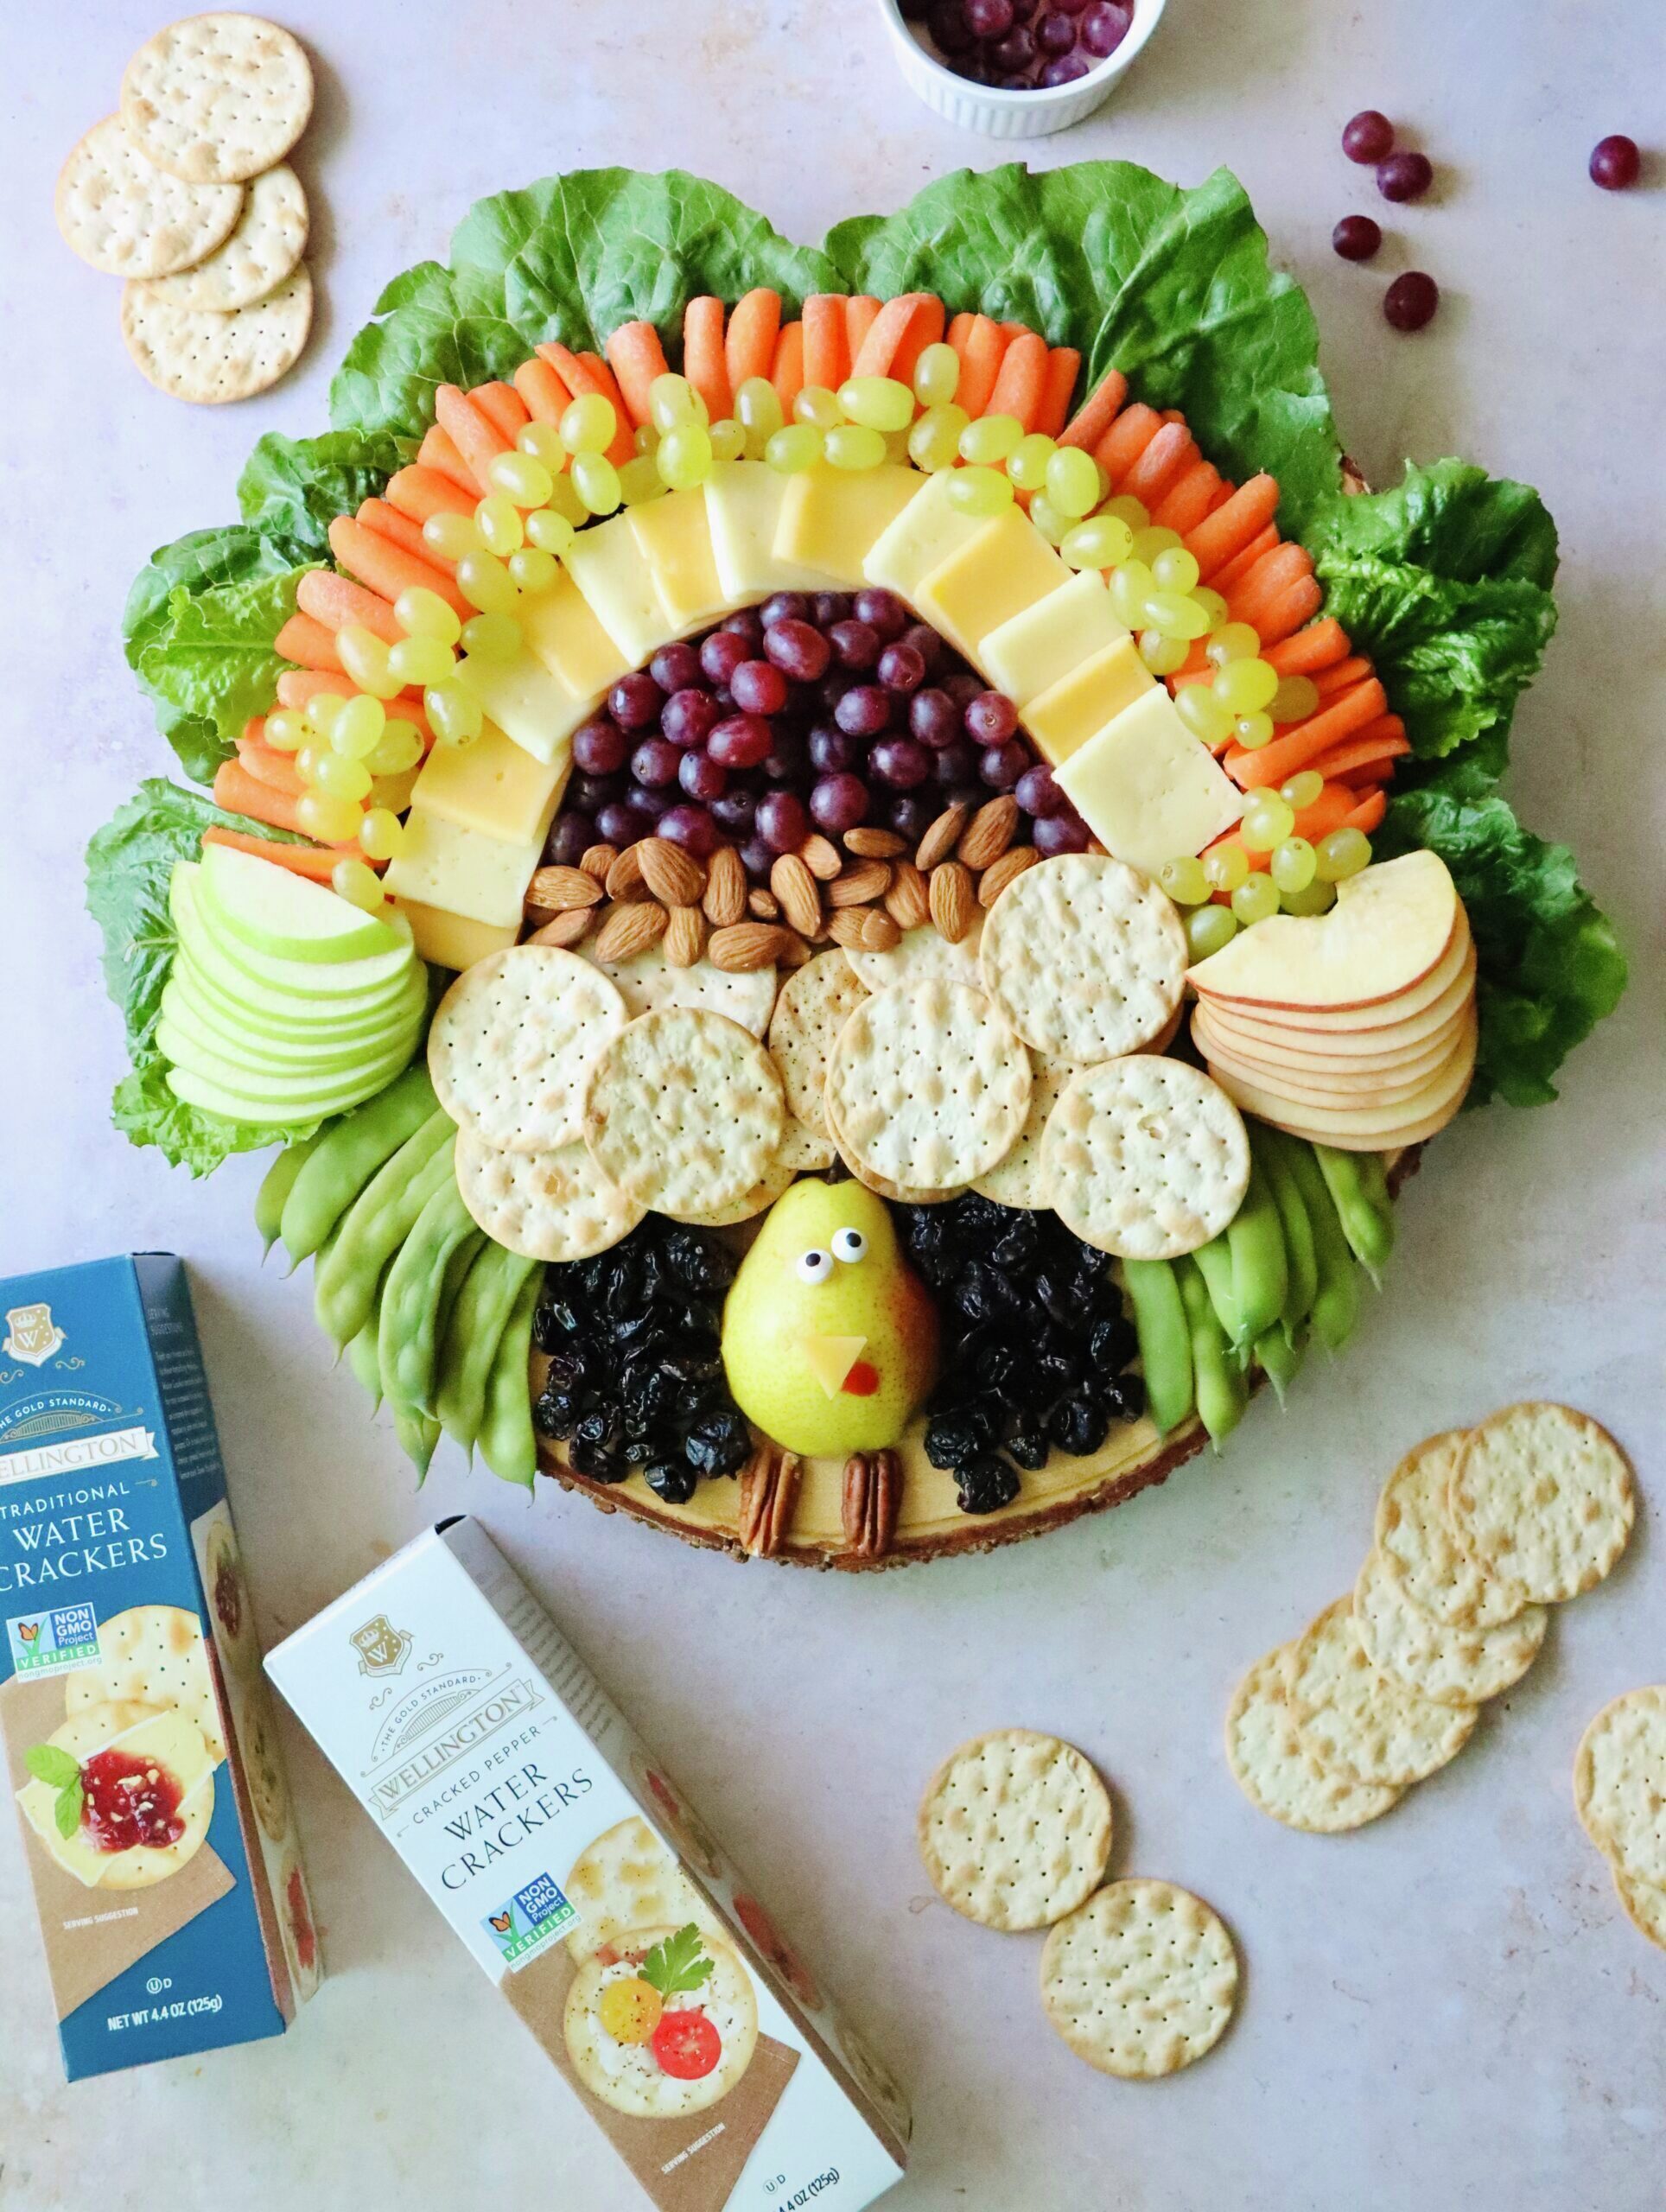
left=610, top=672, right=664, bottom=730
left=756, top=790, right=809, bottom=853
left=993, top=27, right=1034, bottom=69
left=1332, top=214, right=1382, bottom=262
left=879, top=641, right=927, bottom=693
left=679, top=752, right=728, bottom=804
left=979, top=740, right=1029, bottom=790
left=930, top=1, right=975, bottom=54
left=1383, top=271, right=1439, bottom=331
left=1377, top=150, right=1433, bottom=202
left=630, top=737, right=680, bottom=787
left=902, top=621, right=945, bottom=674
left=762, top=618, right=831, bottom=681
left=1014, top=762, right=1063, bottom=817
left=966, top=690, right=1018, bottom=743
left=1342, top=110, right=1394, bottom=164
left=1040, top=53, right=1089, bottom=84
left=722, top=607, right=765, bottom=648
left=1034, top=811, right=1090, bottom=855
left=763, top=730, right=809, bottom=783
left=649, top=642, right=701, bottom=693
left=711, top=788, right=757, bottom=836
left=661, top=689, right=719, bottom=750
left=701, top=630, right=748, bottom=685
left=569, top=771, right=621, bottom=814
left=836, top=685, right=893, bottom=739
left=810, top=773, right=871, bottom=834
left=760, top=590, right=809, bottom=630
left=809, top=722, right=859, bottom=773
left=830, top=619, right=881, bottom=670
left=933, top=739, right=979, bottom=787
left=886, top=793, right=932, bottom=841
left=572, top=717, right=626, bottom=775
left=1035, top=10, right=1076, bottom=54
left=1079, top=1, right=1129, bottom=57
left=731, top=658, right=789, bottom=715
left=627, top=785, right=671, bottom=822
left=595, top=802, right=639, bottom=847
left=871, top=737, right=932, bottom=790
left=811, top=591, right=850, bottom=627
left=658, top=804, right=716, bottom=858
left=854, top=588, right=908, bottom=641
left=740, top=836, right=774, bottom=880
left=944, top=670, right=985, bottom=711
left=547, top=812, right=594, bottom=867
left=965, top=0, right=1013, bottom=32
left=1590, top=135, right=1641, bottom=190
left=709, top=713, right=774, bottom=770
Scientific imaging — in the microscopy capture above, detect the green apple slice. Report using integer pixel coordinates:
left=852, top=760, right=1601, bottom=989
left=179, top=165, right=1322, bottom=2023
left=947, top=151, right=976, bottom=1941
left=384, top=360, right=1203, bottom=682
left=170, top=948, right=424, bottom=1046
left=172, top=864, right=416, bottom=1001
left=159, top=983, right=416, bottom=1076
left=163, top=1028, right=422, bottom=1122
left=200, top=841, right=404, bottom=966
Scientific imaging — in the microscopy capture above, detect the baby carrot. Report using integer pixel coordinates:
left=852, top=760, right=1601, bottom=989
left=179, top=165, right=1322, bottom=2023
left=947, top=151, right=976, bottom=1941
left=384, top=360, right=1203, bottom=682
left=327, top=516, right=471, bottom=622
left=843, top=294, right=882, bottom=370
left=357, top=496, right=440, bottom=569
left=771, top=321, right=805, bottom=410
left=473, top=381, right=530, bottom=442
left=1306, top=721, right=1409, bottom=784
left=1120, top=421, right=1197, bottom=508
left=1225, top=677, right=1387, bottom=789
left=683, top=296, right=732, bottom=423
left=275, top=612, right=347, bottom=673
left=1342, top=788, right=1388, bottom=833
left=889, top=295, right=945, bottom=387
left=513, top=354, right=571, bottom=424
left=1059, top=367, right=1127, bottom=453
left=417, top=423, right=479, bottom=493
left=1152, top=461, right=1222, bottom=536
left=606, top=320, right=671, bottom=427
left=1036, top=346, right=1081, bottom=438
left=951, top=314, right=1006, bottom=417
left=1256, top=574, right=1325, bottom=645
left=1092, top=401, right=1163, bottom=485
left=1211, top=523, right=1281, bottom=594
left=1182, top=474, right=1280, bottom=581
left=1313, top=655, right=1373, bottom=699
left=535, top=346, right=634, bottom=462
left=725, top=289, right=782, bottom=389
left=296, top=569, right=404, bottom=646
left=275, top=671, right=435, bottom=744
left=986, top=330, right=1049, bottom=432
left=851, top=293, right=944, bottom=384
left=213, top=758, right=311, bottom=838
left=803, top=296, right=849, bottom=391
left=385, top=465, right=476, bottom=526
left=1264, top=617, right=1351, bottom=677
left=435, top=385, right=512, bottom=494
left=1225, top=541, right=1313, bottom=629
left=236, top=740, right=303, bottom=798
left=200, top=827, right=355, bottom=881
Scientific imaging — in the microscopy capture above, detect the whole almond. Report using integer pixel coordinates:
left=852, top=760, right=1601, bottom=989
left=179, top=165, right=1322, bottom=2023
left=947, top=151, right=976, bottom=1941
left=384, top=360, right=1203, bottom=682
left=883, top=859, right=932, bottom=931
left=843, top=826, right=906, bottom=860
left=747, top=887, right=780, bottom=922
left=605, top=842, right=648, bottom=902
left=859, top=908, right=901, bottom=953
left=593, top=899, right=668, bottom=963
left=770, top=852, right=823, bottom=938
left=636, top=837, right=706, bottom=907
left=709, top=922, right=790, bottom=973
left=929, top=860, right=975, bottom=944
left=827, top=858, right=893, bottom=908
left=958, top=794, right=1020, bottom=871
left=527, top=907, right=593, bottom=949
left=664, top=904, right=705, bottom=968
left=915, top=802, right=970, bottom=874
left=525, top=864, right=603, bottom=913
left=798, top=833, right=843, bottom=882
left=579, top=842, right=618, bottom=883
left=977, top=843, right=1039, bottom=906
left=777, top=931, right=814, bottom=970
left=827, top=910, right=870, bottom=951
left=703, top=844, right=747, bottom=928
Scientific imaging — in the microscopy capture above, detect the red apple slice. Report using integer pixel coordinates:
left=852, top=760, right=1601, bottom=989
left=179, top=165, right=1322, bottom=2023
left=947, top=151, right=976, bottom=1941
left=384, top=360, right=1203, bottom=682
left=1192, top=1005, right=1466, bottom=1089
left=1197, top=932, right=1474, bottom=1046
left=1186, top=852, right=1459, bottom=1012
left=1205, top=1005, right=1477, bottom=1148
left=1194, top=1026, right=1462, bottom=1107
left=1196, top=943, right=1477, bottom=1060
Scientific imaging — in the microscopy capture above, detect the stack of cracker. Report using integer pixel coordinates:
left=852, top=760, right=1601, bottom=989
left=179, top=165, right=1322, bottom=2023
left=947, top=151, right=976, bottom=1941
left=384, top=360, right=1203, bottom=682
left=1228, top=1404, right=1635, bottom=1831
left=55, top=15, right=315, bottom=403
left=1575, top=1687, right=1666, bottom=1956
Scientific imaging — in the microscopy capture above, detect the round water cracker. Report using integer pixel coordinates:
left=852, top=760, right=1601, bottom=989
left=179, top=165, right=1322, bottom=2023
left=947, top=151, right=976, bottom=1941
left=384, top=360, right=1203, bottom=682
left=457, top=1132, right=642, bottom=1262
left=1040, top=1880, right=1238, bottom=2080
left=825, top=1104, right=965, bottom=1205
left=1614, top=1866, right=1666, bottom=1955
left=665, top=1118, right=832, bottom=1226
left=1574, top=1688, right=1666, bottom=1890
left=140, top=160, right=307, bottom=311
left=1284, top=1597, right=1476, bottom=1786
left=1225, top=1649, right=1402, bottom=1832
left=980, top=854, right=1186, bottom=1065
left=64, top=1603, right=225, bottom=1764
left=970, top=1057, right=1081, bottom=1210
left=563, top=1815, right=729, bottom=1965
left=767, top=951, right=869, bottom=1130
left=1352, top=1548, right=1546, bottom=1708
left=917, top=1728, right=1112, bottom=1932
left=564, top=1924, right=758, bottom=2120
left=843, top=914, right=982, bottom=993
left=584, top=1007, right=785, bottom=1217
left=826, top=979, right=1030, bottom=1195
left=429, top=945, right=626, bottom=1156
left=588, top=939, right=778, bottom=1039
left=1374, top=1429, right=1526, bottom=1630
left=1447, top=1402, right=1634, bottom=1605
left=56, top=114, right=244, bottom=278
left=1042, top=1056, right=1250, bottom=1262
left=122, top=263, right=312, bottom=404
left=122, top=14, right=314, bottom=186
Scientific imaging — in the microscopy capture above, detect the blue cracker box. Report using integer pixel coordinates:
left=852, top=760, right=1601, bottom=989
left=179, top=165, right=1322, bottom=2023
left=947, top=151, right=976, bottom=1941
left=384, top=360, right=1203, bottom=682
left=0, top=1255, right=319, bottom=2080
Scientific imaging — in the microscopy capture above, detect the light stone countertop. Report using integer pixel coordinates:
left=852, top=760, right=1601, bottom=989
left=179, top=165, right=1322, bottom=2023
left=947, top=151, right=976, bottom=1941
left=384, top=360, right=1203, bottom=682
left=2, top=3, right=1663, bottom=2208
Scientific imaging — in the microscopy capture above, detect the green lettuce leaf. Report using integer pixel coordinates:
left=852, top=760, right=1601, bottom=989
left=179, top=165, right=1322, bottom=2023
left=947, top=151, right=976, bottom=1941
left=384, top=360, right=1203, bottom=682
left=85, top=779, right=319, bottom=1175
left=124, top=526, right=313, bottom=784
left=826, top=162, right=1342, bottom=537
left=238, top=428, right=411, bottom=561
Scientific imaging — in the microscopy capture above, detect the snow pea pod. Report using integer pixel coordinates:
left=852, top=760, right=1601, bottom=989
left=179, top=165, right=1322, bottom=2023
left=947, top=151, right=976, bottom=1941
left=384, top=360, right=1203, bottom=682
left=391, top=1404, right=440, bottom=1481
left=1281, top=1138, right=1359, bottom=1353
left=1250, top=1124, right=1318, bottom=1335
left=1118, top=1259, right=1193, bottom=1438
left=435, top=1242, right=538, bottom=1459
left=345, top=1313, right=383, bottom=1412
left=255, top=1128, right=327, bottom=1258
left=314, top=1115, right=456, bottom=1348
left=1176, top=1256, right=1246, bottom=1446
left=378, top=1177, right=481, bottom=1414
left=1226, top=1160, right=1288, bottom=1344
left=478, top=1271, right=540, bottom=1491
left=1253, top=1322, right=1305, bottom=1405
left=279, top=1063, right=437, bottom=1265
left=1314, top=1144, right=1395, bottom=1283
left=1192, top=1235, right=1245, bottom=1347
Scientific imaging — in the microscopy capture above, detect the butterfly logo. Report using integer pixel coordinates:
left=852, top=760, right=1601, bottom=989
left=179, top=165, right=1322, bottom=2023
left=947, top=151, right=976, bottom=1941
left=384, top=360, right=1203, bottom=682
left=489, top=1910, right=513, bottom=1935
left=17, top=1622, right=40, bottom=1644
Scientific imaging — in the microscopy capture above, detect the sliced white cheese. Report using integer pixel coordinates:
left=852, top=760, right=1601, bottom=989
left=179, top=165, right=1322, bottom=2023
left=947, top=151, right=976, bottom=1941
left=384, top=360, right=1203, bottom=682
left=413, top=719, right=567, bottom=844
left=862, top=467, right=990, bottom=601
left=626, top=486, right=732, bottom=632
left=383, top=806, right=544, bottom=930
left=775, top=464, right=923, bottom=587
left=982, top=569, right=1130, bottom=709
left=911, top=505, right=1071, bottom=670
left=1056, top=686, right=1245, bottom=877
left=562, top=513, right=677, bottom=669
left=454, top=645, right=588, bottom=766
left=520, top=569, right=633, bottom=700
left=704, top=460, right=836, bottom=604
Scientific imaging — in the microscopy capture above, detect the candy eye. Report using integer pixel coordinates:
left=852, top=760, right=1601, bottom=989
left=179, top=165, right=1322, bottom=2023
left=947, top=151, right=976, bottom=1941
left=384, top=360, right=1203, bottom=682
left=831, top=1227, right=867, bottom=1263
left=796, top=1249, right=834, bottom=1284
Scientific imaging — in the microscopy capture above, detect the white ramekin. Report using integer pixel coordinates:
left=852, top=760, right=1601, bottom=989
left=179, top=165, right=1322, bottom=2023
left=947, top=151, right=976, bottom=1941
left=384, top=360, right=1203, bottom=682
left=875, top=0, right=1167, bottom=138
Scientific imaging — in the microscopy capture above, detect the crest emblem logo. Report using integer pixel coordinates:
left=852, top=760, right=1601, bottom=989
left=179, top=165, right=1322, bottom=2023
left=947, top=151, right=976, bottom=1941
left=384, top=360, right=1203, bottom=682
left=350, top=1612, right=412, bottom=1676
left=3, top=1305, right=65, bottom=1367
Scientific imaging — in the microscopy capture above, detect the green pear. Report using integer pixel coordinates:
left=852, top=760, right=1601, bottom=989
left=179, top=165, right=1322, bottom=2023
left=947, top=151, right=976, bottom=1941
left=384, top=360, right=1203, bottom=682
left=721, top=1179, right=938, bottom=1457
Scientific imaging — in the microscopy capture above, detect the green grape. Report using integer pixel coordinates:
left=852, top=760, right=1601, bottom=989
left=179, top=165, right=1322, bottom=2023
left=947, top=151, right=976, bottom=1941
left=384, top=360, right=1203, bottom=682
left=264, top=708, right=306, bottom=753
left=1102, top=494, right=1149, bottom=532
left=456, top=550, right=519, bottom=615
left=1060, top=514, right=1135, bottom=571
left=1027, top=492, right=1067, bottom=543
left=1270, top=836, right=1318, bottom=894
left=1271, top=673, right=1319, bottom=724
left=1159, top=855, right=1210, bottom=906
left=508, top=546, right=559, bottom=592
left=357, top=808, right=404, bottom=862
left=959, top=411, right=1023, bottom=466
left=572, top=453, right=621, bottom=516
left=517, top=422, right=567, bottom=472
left=561, top=393, right=617, bottom=455
left=1205, top=621, right=1261, bottom=667
left=1213, top=656, right=1279, bottom=714
left=1280, top=769, right=1325, bottom=810
left=616, top=455, right=664, bottom=507
left=1138, top=631, right=1190, bottom=675
left=839, top=376, right=914, bottom=433
left=1234, top=712, right=1275, bottom=749
left=1007, top=432, right=1057, bottom=493
left=1281, top=878, right=1338, bottom=916
left=946, top=466, right=1014, bottom=516
left=1107, top=559, right=1155, bottom=627
left=908, top=404, right=968, bottom=473
left=1151, top=546, right=1201, bottom=594
left=1241, top=794, right=1295, bottom=851
left=460, top=612, right=521, bottom=661
left=393, top=585, right=461, bottom=645
left=303, top=690, right=345, bottom=741
left=331, top=692, right=386, bottom=759
left=1185, top=903, right=1239, bottom=958
left=1046, top=444, right=1101, bottom=519
left=525, top=507, right=575, bottom=556
left=544, top=473, right=588, bottom=527
left=296, top=791, right=363, bottom=844
left=486, top=451, right=553, bottom=509
left=474, top=493, right=524, bottom=556
left=793, top=384, right=843, bottom=431
left=1175, top=682, right=1236, bottom=747
left=425, top=680, right=483, bottom=747
left=765, top=423, right=823, bottom=474
left=1315, top=826, right=1372, bottom=882
left=331, top=855, right=385, bottom=911
left=649, top=372, right=705, bottom=433
left=1204, top=844, right=1250, bottom=893
left=709, top=418, right=746, bottom=464
left=1231, top=871, right=1280, bottom=925
left=633, top=423, right=659, bottom=456
left=294, top=743, right=327, bottom=790
left=337, top=625, right=401, bottom=699
left=657, top=423, right=715, bottom=490
left=824, top=423, right=887, bottom=472
left=1130, top=525, right=1183, bottom=564
left=369, top=720, right=423, bottom=774
left=735, top=375, right=784, bottom=454
left=313, top=749, right=372, bottom=803
left=387, top=633, right=455, bottom=690
left=423, top=511, right=482, bottom=563
left=1143, top=589, right=1211, bottom=639
left=1192, top=586, right=1229, bottom=632
left=912, top=341, right=960, bottom=406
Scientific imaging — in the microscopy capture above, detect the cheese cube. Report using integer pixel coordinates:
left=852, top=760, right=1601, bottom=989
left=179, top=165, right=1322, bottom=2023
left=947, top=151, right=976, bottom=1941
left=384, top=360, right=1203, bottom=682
left=775, top=465, right=923, bottom=587
left=520, top=570, right=632, bottom=700
left=862, top=467, right=989, bottom=601
left=384, top=808, right=543, bottom=931
left=1022, top=638, right=1154, bottom=765
left=704, top=461, right=835, bottom=605
left=413, top=721, right=568, bottom=845
left=563, top=514, right=677, bottom=669
left=455, top=645, right=589, bottom=766
left=1056, top=687, right=1245, bottom=876
left=911, top=508, right=1071, bottom=670
left=626, top=487, right=730, bottom=632
left=395, top=899, right=518, bottom=973
left=982, top=571, right=1129, bottom=709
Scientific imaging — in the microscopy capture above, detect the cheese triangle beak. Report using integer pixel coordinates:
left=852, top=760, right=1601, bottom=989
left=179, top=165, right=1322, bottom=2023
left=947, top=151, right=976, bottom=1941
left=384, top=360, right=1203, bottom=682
left=804, top=1334, right=868, bottom=1399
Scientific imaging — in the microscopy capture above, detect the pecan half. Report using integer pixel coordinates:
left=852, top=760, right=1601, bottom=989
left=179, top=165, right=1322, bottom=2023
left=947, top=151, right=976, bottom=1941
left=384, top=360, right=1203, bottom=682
left=842, top=1449, right=900, bottom=1560
left=739, top=1442, right=802, bottom=1558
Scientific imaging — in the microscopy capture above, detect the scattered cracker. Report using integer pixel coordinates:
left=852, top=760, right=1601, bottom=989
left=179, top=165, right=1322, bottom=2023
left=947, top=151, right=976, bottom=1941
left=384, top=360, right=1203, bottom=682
left=122, top=263, right=312, bottom=404
left=970, top=1057, right=1081, bottom=1211
left=455, top=1133, right=642, bottom=1262
left=140, top=160, right=307, bottom=311
left=584, top=1007, right=784, bottom=1217
left=1574, top=1687, right=1666, bottom=1890
left=1285, top=1597, right=1476, bottom=1786
left=588, top=939, right=778, bottom=1038
left=1040, top=1880, right=1238, bottom=2079
left=825, top=1104, right=965, bottom=1205
left=1374, top=1429, right=1527, bottom=1630
left=1226, top=1648, right=1402, bottom=1832
left=56, top=114, right=243, bottom=277
left=1042, top=1056, right=1250, bottom=1261
left=429, top=945, right=626, bottom=1155
left=122, top=13, right=314, bottom=185
left=843, top=916, right=983, bottom=993
left=917, top=1729, right=1112, bottom=1932
left=980, top=855, right=1186, bottom=1065
left=767, top=951, right=869, bottom=1131
left=1614, top=1867, right=1666, bottom=1955
left=1352, top=1548, right=1547, bottom=1707
left=1447, top=1402, right=1634, bottom=1604
left=826, top=979, right=1030, bottom=1195
left=666, top=1118, right=830, bottom=1225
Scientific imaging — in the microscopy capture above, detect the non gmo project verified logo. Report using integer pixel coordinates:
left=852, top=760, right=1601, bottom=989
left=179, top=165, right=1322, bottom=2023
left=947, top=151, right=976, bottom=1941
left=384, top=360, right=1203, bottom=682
left=7, top=1604, right=99, bottom=1677
left=482, top=1872, right=577, bottom=1967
